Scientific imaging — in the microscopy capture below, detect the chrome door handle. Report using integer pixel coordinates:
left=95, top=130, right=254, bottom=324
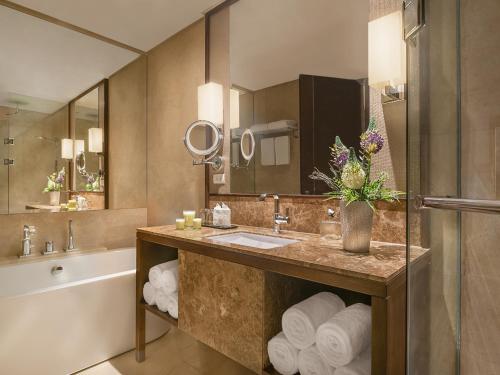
left=416, top=196, right=500, bottom=215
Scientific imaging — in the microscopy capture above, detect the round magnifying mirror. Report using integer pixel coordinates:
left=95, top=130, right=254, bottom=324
left=76, top=151, right=86, bottom=175
left=184, top=120, right=223, bottom=158
left=240, top=129, right=255, bottom=162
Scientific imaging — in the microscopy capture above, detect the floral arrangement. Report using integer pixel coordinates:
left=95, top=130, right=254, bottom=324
left=43, top=167, right=65, bottom=193
left=310, top=118, right=402, bottom=210
left=85, top=174, right=100, bottom=192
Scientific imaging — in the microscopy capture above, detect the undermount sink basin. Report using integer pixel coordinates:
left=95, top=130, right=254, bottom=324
left=207, top=232, right=299, bottom=249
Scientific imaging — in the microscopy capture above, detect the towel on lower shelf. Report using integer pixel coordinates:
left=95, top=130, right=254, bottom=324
left=298, top=344, right=335, bottom=375
left=166, top=292, right=178, bottom=319
left=160, top=266, right=179, bottom=295
left=282, top=292, right=345, bottom=350
left=334, top=349, right=371, bottom=375
left=142, top=282, right=157, bottom=305
left=267, top=332, right=299, bottom=375
left=316, top=303, right=371, bottom=368
left=148, top=259, right=178, bottom=289
left=156, top=291, right=169, bottom=313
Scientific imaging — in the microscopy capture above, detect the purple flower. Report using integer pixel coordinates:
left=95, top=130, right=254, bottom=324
left=87, top=175, right=96, bottom=184
left=330, top=136, right=349, bottom=169
left=360, top=130, right=384, bottom=155
left=360, top=118, right=384, bottom=155
left=55, top=175, right=64, bottom=184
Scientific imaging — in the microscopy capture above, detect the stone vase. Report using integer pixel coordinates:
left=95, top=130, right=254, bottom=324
left=49, top=191, right=60, bottom=206
left=340, top=200, right=373, bottom=253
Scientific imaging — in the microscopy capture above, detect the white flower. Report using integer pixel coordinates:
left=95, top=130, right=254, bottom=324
left=341, top=162, right=366, bottom=189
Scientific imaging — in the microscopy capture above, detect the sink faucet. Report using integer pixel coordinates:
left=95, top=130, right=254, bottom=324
left=258, top=194, right=290, bottom=233
left=20, top=224, right=36, bottom=257
left=65, top=219, right=76, bottom=252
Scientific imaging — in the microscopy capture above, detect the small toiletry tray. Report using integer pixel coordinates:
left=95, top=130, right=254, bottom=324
left=202, top=224, right=238, bottom=230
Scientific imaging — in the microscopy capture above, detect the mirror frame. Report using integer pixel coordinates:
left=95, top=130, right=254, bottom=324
left=68, top=79, right=109, bottom=209
left=205, top=0, right=333, bottom=204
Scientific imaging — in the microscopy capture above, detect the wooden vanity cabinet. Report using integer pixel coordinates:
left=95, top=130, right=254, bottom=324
left=135, top=227, right=429, bottom=375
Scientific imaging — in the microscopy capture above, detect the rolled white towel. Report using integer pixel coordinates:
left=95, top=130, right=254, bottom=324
left=282, top=292, right=345, bottom=350
left=316, top=303, right=371, bottom=368
left=334, top=349, right=371, bottom=375
left=267, top=332, right=299, bottom=375
left=148, top=259, right=178, bottom=289
left=166, top=292, right=178, bottom=319
left=298, top=344, right=335, bottom=375
left=156, top=291, right=169, bottom=313
left=160, top=266, right=179, bottom=295
left=142, top=282, right=157, bottom=305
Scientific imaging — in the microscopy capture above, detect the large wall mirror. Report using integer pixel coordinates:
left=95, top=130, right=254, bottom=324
left=0, top=4, right=144, bottom=213
left=208, top=0, right=406, bottom=196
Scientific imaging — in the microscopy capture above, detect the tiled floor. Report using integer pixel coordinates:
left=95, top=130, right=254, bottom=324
left=77, top=327, right=255, bottom=375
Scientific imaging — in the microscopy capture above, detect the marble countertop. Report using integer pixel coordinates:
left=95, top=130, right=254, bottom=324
left=138, top=225, right=428, bottom=284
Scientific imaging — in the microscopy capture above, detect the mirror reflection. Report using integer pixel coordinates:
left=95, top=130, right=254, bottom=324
left=213, top=0, right=405, bottom=196
left=0, top=5, right=140, bottom=213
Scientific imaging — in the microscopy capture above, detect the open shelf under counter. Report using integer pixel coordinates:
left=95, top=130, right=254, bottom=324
left=140, top=301, right=178, bottom=327
left=136, top=224, right=430, bottom=375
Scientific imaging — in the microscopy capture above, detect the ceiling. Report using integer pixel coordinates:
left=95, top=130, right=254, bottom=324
left=9, top=0, right=220, bottom=51
left=230, top=0, right=369, bottom=91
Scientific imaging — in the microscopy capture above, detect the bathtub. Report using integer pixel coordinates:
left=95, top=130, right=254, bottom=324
left=0, top=248, right=169, bottom=375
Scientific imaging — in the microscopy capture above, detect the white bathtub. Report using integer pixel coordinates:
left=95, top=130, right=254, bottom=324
left=0, top=248, right=169, bottom=375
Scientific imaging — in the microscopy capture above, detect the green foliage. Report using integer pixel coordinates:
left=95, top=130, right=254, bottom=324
left=309, top=118, right=404, bottom=209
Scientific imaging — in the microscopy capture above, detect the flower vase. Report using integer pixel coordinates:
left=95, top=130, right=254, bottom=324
left=340, top=201, right=373, bottom=253
left=49, top=191, right=60, bottom=206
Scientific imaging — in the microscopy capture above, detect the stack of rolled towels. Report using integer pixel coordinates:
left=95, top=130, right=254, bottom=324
left=267, top=292, right=371, bottom=375
left=142, top=259, right=179, bottom=319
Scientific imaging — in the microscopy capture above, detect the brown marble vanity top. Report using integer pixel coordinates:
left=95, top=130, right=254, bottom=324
left=138, top=225, right=428, bottom=284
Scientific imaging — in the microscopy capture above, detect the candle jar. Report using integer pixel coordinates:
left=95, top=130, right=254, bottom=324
left=176, top=218, right=185, bottom=230
left=193, top=218, right=202, bottom=229
left=183, top=210, right=195, bottom=227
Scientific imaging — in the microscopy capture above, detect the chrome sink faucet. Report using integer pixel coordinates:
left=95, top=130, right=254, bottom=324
left=258, top=194, right=290, bottom=233
left=65, top=219, right=76, bottom=252
left=20, top=224, right=36, bottom=257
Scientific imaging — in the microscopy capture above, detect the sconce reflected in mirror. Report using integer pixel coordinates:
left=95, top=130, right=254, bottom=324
left=184, top=120, right=224, bottom=170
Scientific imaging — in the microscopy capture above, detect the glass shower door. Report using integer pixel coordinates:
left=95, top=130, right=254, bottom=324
left=407, top=0, right=500, bottom=374
left=406, top=0, right=461, bottom=373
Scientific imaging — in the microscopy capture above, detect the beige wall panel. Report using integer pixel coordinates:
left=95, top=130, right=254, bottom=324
left=109, top=56, right=148, bottom=209
left=147, top=20, right=205, bottom=225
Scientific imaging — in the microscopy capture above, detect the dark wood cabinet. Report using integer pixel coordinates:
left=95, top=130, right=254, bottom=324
left=300, top=74, right=369, bottom=194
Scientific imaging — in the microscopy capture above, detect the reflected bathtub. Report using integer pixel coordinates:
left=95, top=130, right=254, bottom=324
left=0, top=247, right=169, bottom=375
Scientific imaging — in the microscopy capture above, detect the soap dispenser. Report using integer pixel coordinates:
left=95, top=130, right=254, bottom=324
left=320, top=208, right=341, bottom=240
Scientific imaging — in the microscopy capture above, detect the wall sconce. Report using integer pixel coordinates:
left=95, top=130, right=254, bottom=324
left=198, top=82, right=223, bottom=125
left=61, top=138, right=74, bottom=159
left=183, top=82, right=224, bottom=171
left=88, top=127, right=103, bottom=153
left=230, top=88, right=240, bottom=129
left=368, top=10, right=406, bottom=100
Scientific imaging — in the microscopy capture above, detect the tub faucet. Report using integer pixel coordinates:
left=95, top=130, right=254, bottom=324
left=20, top=224, right=36, bottom=257
left=65, top=219, right=76, bottom=252
left=258, top=194, right=290, bottom=233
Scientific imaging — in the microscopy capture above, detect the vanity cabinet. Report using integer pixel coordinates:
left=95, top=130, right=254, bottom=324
left=136, top=226, right=429, bottom=375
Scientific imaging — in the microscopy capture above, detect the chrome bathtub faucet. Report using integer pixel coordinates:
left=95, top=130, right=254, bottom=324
left=258, top=194, right=290, bottom=233
left=20, top=224, right=36, bottom=257
left=65, top=219, right=76, bottom=252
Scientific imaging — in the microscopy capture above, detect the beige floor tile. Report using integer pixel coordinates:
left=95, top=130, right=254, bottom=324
left=77, top=327, right=255, bottom=375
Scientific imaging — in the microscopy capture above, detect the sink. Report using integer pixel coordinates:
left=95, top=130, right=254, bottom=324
left=207, top=232, right=299, bottom=249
